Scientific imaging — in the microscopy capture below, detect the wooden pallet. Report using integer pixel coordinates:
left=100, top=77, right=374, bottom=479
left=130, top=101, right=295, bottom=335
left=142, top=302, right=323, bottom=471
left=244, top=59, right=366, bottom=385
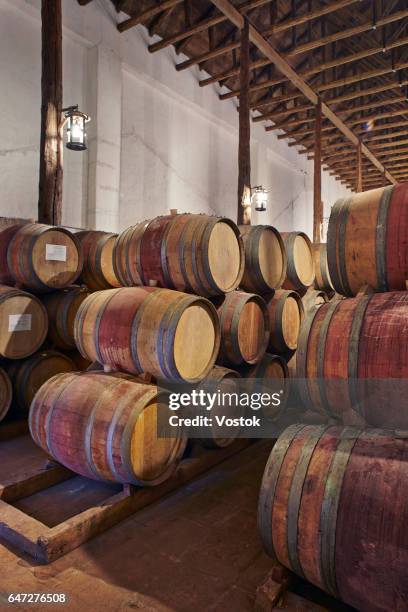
left=0, top=439, right=253, bottom=564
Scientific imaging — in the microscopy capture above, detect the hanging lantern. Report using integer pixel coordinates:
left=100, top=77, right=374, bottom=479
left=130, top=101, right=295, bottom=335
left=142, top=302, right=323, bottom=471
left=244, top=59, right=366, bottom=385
left=63, top=105, right=90, bottom=151
left=251, top=186, right=268, bottom=212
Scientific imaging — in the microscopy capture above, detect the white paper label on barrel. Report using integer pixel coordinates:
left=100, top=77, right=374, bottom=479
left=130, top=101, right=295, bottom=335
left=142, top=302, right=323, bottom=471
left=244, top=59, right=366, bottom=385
left=46, top=244, right=67, bottom=262
left=8, top=314, right=32, bottom=332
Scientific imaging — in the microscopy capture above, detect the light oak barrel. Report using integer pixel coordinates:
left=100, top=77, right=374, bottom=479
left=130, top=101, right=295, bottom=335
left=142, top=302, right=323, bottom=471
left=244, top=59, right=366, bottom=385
left=29, top=371, right=187, bottom=486
left=239, top=225, right=287, bottom=293
left=241, top=353, right=289, bottom=421
left=42, top=286, right=90, bottom=350
left=198, top=366, right=242, bottom=449
left=281, top=232, right=315, bottom=292
left=6, top=223, right=83, bottom=292
left=258, top=425, right=408, bottom=612
left=215, top=291, right=269, bottom=366
left=0, top=225, right=21, bottom=286
left=327, top=184, right=408, bottom=296
left=7, top=350, right=75, bottom=415
left=296, top=291, right=408, bottom=428
left=0, top=367, right=12, bottom=423
left=312, top=243, right=334, bottom=296
left=265, top=289, right=304, bottom=355
left=113, top=214, right=244, bottom=296
left=301, top=288, right=329, bottom=313
left=74, top=287, right=220, bottom=383
left=76, top=230, right=121, bottom=290
left=0, top=285, right=48, bottom=359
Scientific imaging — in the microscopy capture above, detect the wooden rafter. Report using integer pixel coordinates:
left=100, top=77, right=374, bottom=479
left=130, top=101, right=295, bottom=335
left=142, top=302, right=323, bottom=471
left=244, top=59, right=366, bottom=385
left=207, top=0, right=397, bottom=184
left=118, top=0, right=184, bottom=32
left=148, top=0, right=270, bottom=53
left=199, top=34, right=408, bottom=89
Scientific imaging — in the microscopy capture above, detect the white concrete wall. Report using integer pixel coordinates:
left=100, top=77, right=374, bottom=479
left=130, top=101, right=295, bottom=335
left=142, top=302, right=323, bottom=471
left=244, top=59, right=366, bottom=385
left=0, top=0, right=350, bottom=239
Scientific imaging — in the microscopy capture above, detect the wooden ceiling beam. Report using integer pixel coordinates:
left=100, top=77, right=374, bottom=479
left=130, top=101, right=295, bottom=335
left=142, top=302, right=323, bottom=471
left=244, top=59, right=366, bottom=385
left=176, top=39, right=239, bottom=71
left=199, top=33, right=408, bottom=89
left=266, top=0, right=360, bottom=34
left=254, top=93, right=408, bottom=124
left=361, top=128, right=408, bottom=142
left=356, top=119, right=408, bottom=135
left=208, top=0, right=397, bottom=184
left=148, top=0, right=270, bottom=53
left=118, top=0, right=183, bottom=32
left=315, top=61, right=408, bottom=94
left=226, top=60, right=408, bottom=103
left=326, top=79, right=408, bottom=105
left=285, top=8, right=408, bottom=58
left=259, top=94, right=406, bottom=121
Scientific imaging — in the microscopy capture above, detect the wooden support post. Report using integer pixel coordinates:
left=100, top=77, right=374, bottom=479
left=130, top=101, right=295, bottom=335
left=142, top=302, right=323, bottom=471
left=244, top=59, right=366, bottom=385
left=238, top=17, right=251, bottom=225
left=38, top=0, right=63, bottom=226
left=313, top=97, right=322, bottom=243
left=356, top=141, right=363, bottom=192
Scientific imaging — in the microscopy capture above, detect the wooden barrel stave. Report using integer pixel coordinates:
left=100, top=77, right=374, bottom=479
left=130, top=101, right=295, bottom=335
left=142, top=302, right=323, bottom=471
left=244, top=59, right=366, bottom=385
left=29, top=371, right=186, bottom=486
left=297, top=291, right=408, bottom=428
left=281, top=232, right=315, bottom=292
left=7, top=223, right=83, bottom=292
left=266, top=289, right=304, bottom=356
left=74, top=287, right=220, bottom=382
left=0, top=285, right=48, bottom=359
left=77, top=230, right=120, bottom=290
left=0, top=367, right=12, bottom=422
left=0, top=224, right=21, bottom=286
left=113, top=215, right=244, bottom=297
left=215, top=291, right=269, bottom=366
left=327, top=184, right=408, bottom=295
left=312, top=243, right=334, bottom=295
left=301, top=288, right=328, bottom=313
left=7, top=350, right=76, bottom=415
left=258, top=425, right=408, bottom=612
left=198, top=366, right=241, bottom=449
left=42, top=286, right=90, bottom=350
left=239, top=225, right=287, bottom=294
left=241, top=353, right=289, bottom=421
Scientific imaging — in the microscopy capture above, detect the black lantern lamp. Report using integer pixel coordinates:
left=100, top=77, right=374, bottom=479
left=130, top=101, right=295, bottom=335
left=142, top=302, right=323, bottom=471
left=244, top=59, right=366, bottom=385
left=63, top=105, right=90, bottom=151
left=251, top=186, right=268, bottom=212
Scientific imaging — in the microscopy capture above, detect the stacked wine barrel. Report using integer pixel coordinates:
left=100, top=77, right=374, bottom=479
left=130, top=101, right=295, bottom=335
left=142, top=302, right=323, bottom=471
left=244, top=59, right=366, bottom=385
left=0, top=222, right=84, bottom=423
left=259, top=183, right=408, bottom=612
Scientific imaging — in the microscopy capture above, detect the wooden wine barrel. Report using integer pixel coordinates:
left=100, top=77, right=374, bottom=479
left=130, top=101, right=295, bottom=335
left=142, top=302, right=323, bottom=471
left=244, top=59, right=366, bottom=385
left=296, top=291, right=408, bottom=428
left=239, top=225, right=287, bottom=293
left=76, top=230, right=121, bottom=291
left=74, top=287, right=220, bottom=382
left=258, top=424, right=408, bottom=612
left=312, top=243, right=334, bottom=295
left=0, top=367, right=12, bottom=423
left=65, top=350, right=92, bottom=371
left=113, top=214, right=244, bottom=296
left=6, top=224, right=83, bottom=292
left=301, top=288, right=328, bottom=312
left=281, top=232, right=315, bottom=292
left=29, top=371, right=186, bottom=486
left=265, top=290, right=304, bottom=355
left=42, top=286, right=90, bottom=350
left=215, top=291, right=269, bottom=366
left=7, top=350, right=76, bottom=415
left=0, top=225, right=21, bottom=285
left=0, top=285, right=48, bottom=359
left=241, top=353, right=289, bottom=421
left=328, top=184, right=408, bottom=296
left=198, top=366, right=242, bottom=449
